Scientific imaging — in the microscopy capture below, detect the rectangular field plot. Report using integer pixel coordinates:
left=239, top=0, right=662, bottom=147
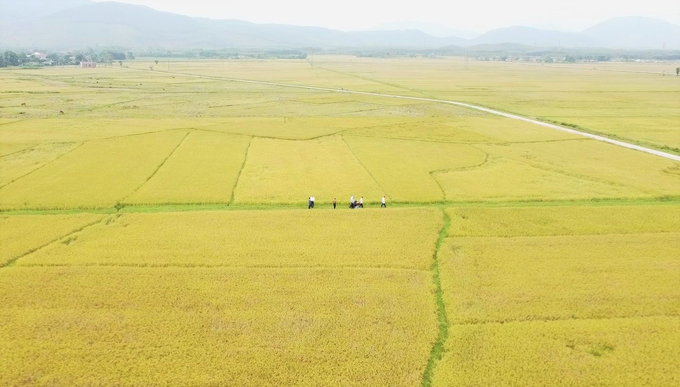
left=344, top=136, right=487, bottom=202
left=200, top=117, right=403, bottom=140
left=343, top=116, right=578, bottom=144
left=447, top=205, right=680, bottom=237
left=0, top=142, right=79, bottom=187
left=435, top=158, right=643, bottom=202
left=125, top=131, right=251, bottom=205
left=0, top=131, right=187, bottom=210
left=0, top=266, right=437, bottom=387
left=440, top=233, right=680, bottom=324
left=434, top=204, right=680, bottom=385
left=233, top=136, right=384, bottom=204
left=433, top=316, right=680, bottom=387
left=18, top=208, right=442, bottom=269
left=0, top=214, right=103, bottom=266
left=477, top=140, right=680, bottom=198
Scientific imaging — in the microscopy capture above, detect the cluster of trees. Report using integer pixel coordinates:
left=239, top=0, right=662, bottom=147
left=0, top=51, right=49, bottom=67
left=0, top=50, right=136, bottom=68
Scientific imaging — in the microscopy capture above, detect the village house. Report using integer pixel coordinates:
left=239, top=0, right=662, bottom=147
left=33, top=52, right=48, bottom=61
left=80, top=61, right=97, bottom=68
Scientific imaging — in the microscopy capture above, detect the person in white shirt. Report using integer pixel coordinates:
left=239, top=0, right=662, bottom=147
left=311, top=196, right=315, bottom=209
left=350, top=195, right=355, bottom=208
left=359, top=197, right=364, bottom=208
left=381, top=196, right=386, bottom=208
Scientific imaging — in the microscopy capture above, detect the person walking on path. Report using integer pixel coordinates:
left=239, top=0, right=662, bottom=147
left=308, top=197, right=312, bottom=209
left=381, top=196, right=386, bottom=208
left=311, top=196, right=315, bottom=209
left=359, top=197, right=364, bottom=208
left=350, top=195, right=355, bottom=208
left=333, top=198, right=337, bottom=209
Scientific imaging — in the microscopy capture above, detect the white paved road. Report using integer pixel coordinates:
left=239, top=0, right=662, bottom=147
left=128, top=67, right=680, bottom=163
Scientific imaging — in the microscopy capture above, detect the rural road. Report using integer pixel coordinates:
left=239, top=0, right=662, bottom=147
left=125, top=67, right=680, bottom=163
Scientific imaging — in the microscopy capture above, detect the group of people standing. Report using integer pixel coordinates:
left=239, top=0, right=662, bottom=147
left=308, top=196, right=387, bottom=209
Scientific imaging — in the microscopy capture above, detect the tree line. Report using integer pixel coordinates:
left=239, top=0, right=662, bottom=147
left=0, top=50, right=136, bottom=68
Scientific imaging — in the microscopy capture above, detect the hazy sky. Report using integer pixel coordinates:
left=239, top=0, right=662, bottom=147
left=93, top=0, right=680, bottom=32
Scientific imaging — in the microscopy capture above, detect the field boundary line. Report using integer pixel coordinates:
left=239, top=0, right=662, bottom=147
left=120, top=131, right=191, bottom=203
left=118, top=67, right=680, bottom=162
left=340, top=135, right=389, bottom=197
left=421, top=208, right=451, bottom=387
left=229, top=136, right=253, bottom=205
left=451, top=313, right=680, bottom=327
left=340, top=133, right=593, bottom=146
left=192, top=125, right=343, bottom=142
left=520, top=158, right=655, bottom=194
left=0, top=142, right=85, bottom=190
left=11, top=263, right=432, bottom=272
left=3, top=196, right=680, bottom=216
left=0, top=143, right=38, bottom=159
left=1, top=216, right=106, bottom=268
left=429, top=144, right=491, bottom=200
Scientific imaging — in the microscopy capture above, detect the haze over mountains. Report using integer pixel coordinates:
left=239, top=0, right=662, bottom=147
left=1, top=0, right=679, bottom=50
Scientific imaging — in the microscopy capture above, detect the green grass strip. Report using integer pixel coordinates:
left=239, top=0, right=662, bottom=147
left=421, top=208, right=451, bottom=387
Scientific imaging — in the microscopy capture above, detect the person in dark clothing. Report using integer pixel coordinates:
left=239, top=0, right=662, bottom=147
left=333, top=198, right=337, bottom=209
left=308, top=197, right=312, bottom=209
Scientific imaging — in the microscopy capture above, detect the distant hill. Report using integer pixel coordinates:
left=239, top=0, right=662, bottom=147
left=467, top=18, right=680, bottom=49
left=469, top=26, right=597, bottom=48
left=583, top=16, right=680, bottom=50
left=1, top=1, right=679, bottom=51
left=0, top=0, right=91, bottom=21
left=372, top=21, right=478, bottom=39
left=1, top=1, right=465, bottom=49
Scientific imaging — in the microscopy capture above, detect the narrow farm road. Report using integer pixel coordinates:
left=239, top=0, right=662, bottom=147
left=120, top=67, right=680, bottom=163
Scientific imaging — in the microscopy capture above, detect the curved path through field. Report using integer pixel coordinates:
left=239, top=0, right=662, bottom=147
left=125, top=67, right=680, bottom=162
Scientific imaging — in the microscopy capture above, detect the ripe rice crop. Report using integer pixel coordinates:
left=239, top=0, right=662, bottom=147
left=125, top=131, right=251, bottom=205
left=233, top=136, right=384, bottom=204
left=344, top=136, right=487, bottom=202
left=343, top=116, right=577, bottom=144
left=434, top=204, right=680, bottom=385
left=433, top=316, right=680, bottom=387
left=199, top=117, right=407, bottom=140
left=447, top=205, right=680, bottom=237
left=0, top=130, right=187, bottom=210
left=19, top=208, right=443, bottom=269
left=0, top=118, right=219, bottom=143
left=0, top=142, right=35, bottom=157
left=307, top=56, right=680, bottom=151
left=0, top=142, right=78, bottom=187
left=435, top=158, right=643, bottom=202
left=0, top=266, right=438, bottom=386
left=440, top=233, right=680, bottom=324
left=479, top=140, right=680, bottom=196
left=0, top=213, right=103, bottom=266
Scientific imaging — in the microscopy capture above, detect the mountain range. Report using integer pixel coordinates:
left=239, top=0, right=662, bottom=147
left=1, top=0, right=679, bottom=50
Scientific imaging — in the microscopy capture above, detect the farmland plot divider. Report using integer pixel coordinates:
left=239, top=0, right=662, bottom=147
left=120, top=131, right=191, bottom=204
left=421, top=208, right=451, bottom=387
left=0, top=142, right=85, bottom=190
left=340, top=135, right=390, bottom=197
left=0, top=216, right=106, bottom=268
left=229, top=137, right=253, bottom=205
left=118, top=67, right=680, bottom=162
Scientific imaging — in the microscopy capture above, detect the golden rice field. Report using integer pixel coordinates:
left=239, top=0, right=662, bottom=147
left=0, top=267, right=437, bottom=386
left=436, top=204, right=680, bottom=386
left=0, top=58, right=679, bottom=386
